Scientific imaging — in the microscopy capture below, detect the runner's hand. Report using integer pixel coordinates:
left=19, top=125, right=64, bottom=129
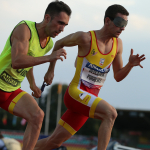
left=30, top=84, right=41, bottom=98
left=129, top=49, right=145, bottom=68
left=49, top=48, right=67, bottom=62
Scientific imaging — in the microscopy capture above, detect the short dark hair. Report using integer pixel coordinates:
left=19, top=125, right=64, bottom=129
left=104, top=4, right=129, bottom=23
left=45, top=1, right=72, bottom=18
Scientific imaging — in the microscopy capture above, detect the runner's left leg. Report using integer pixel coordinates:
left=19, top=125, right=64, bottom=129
left=13, top=93, right=44, bottom=150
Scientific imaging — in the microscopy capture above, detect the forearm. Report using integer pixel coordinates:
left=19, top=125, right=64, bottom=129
left=46, top=40, right=64, bottom=73
left=12, top=55, right=50, bottom=69
left=48, top=61, right=56, bottom=72
left=114, top=62, right=133, bottom=82
left=26, top=68, right=36, bottom=87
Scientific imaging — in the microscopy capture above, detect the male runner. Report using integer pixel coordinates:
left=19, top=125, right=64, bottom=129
left=34, top=4, right=145, bottom=150
left=0, top=1, right=71, bottom=150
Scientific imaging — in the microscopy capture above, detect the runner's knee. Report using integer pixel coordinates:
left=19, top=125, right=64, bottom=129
left=105, top=107, right=117, bottom=122
left=30, top=108, right=44, bottom=126
left=96, top=106, right=117, bottom=122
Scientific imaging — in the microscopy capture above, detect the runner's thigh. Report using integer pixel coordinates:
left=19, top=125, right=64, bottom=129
left=94, top=100, right=117, bottom=120
left=13, top=93, right=42, bottom=119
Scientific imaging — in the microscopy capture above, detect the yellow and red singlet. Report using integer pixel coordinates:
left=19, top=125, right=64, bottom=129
left=70, top=30, right=118, bottom=96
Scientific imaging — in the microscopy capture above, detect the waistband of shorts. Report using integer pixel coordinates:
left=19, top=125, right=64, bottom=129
left=0, top=88, right=17, bottom=93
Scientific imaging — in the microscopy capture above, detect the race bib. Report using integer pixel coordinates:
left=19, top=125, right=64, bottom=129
left=81, top=62, right=109, bottom=88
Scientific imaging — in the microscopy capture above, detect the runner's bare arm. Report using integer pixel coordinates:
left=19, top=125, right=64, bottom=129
left=26, top=67, right=41, bottom=97
left=26, top=67, right=36, bottom=89
left=44, top=32, right=90, bottom=84
left=48, top=31, right=89, bottom=69
left=48, top=32, right=86, bottom=72
left=11, top=24, right=66, bottom=69
left=112, top=38, right=132, bottom=82
left=11, top=24, right=49, bottom=69
left=112, top=38, right=145, bottom=82
left=53, top=31, right=90, bottom=52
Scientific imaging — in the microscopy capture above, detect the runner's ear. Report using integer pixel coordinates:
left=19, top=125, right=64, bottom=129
left=44, top=14, right=51, bottom=23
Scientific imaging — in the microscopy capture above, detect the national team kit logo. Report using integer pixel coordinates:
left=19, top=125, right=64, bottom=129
left=99, top=58, right=105, bottom=66
left=91, top=49, right=98, bottom=56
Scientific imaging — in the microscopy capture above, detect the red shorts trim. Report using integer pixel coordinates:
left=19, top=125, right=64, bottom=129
left=0, top=88, right=24, bottom=112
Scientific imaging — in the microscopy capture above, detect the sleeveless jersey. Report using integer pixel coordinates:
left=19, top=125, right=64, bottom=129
left=0, top=20, right=54, bottom=92
left=70, top=31, right=117, bottom=96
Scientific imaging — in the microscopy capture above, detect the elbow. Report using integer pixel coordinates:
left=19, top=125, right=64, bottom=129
left=55, top=40, right=64, bottom=49
left=115, top=78, right=121, bottom=82
left=12, top=61, right=20, bottom=69
left=12, top=63, right=18, bottom=69
left=114, top=76, right=121, bottom=82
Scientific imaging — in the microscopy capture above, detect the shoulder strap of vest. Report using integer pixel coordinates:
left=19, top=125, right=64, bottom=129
left=112, top=37, right=118, bottom=56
